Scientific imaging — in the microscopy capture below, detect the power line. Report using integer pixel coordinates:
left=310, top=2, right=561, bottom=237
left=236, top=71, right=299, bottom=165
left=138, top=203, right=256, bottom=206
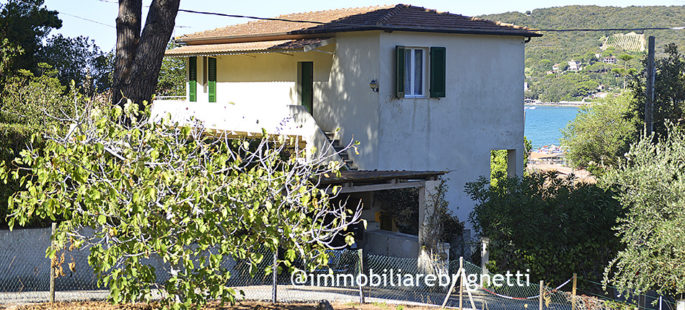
left=59, top=11, right=115, bottom=28
left=176, top=8, right=685, bottom=33
left=19, top=1, right=116, bottom=29
left=178, top=9, right=333, bottom=26
left=532, top=26, right=685, bottom=32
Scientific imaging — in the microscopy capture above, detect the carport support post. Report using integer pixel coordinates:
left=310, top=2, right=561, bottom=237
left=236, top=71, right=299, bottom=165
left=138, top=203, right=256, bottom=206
left=417, top=179, right=441, bottom=274
left=50, top=222, right=56, bottom=303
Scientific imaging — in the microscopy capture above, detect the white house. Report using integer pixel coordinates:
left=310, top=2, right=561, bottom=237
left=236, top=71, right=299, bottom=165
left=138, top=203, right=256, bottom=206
left=156, top=4, right=540, bottom=257
left=602, top=55, right=617, bottom=64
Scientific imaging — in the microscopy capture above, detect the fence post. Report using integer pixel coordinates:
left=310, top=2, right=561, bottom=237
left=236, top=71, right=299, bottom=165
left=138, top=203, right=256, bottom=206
left=271, top=251, right=277, bottom=304
left=539, top=280, right=544, bottom=310
left=459, top=257, right=463, bottom=310
left=357, top=249, right=365, bottom=304
left=659, top=296, right=662, bottom=310
left=49, top=222, right=56, bottom=303
left=481, top=238, right=489, bottom=276
left=571, top=273, right=577, bottom=310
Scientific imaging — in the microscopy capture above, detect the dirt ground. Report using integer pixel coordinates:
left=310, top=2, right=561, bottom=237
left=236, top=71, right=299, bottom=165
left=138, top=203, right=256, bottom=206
left=2, top=301, right=437, bottom=310
left=527, top=152, right=596, bottom=183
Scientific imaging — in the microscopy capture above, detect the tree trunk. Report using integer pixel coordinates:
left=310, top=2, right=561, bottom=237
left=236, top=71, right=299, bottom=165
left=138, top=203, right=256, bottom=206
left=112, top=0, right=142, bottom=106
left=112, top=0, right=180, bottom=108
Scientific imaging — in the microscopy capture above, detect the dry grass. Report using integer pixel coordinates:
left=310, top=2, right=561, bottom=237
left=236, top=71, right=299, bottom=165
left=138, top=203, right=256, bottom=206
left=3, top=300, right=435, bottom=310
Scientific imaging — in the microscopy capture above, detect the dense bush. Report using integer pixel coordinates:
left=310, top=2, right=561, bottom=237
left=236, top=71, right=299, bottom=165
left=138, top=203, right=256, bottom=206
left=601, top=125, right=685, bottom=298
left=467, top=172, right=623, bottom=288
left=0, top=63, right=71, bottom=228
left=561, top=92, right=639, bottom=175
left=0, top=122, right=44, bottom=228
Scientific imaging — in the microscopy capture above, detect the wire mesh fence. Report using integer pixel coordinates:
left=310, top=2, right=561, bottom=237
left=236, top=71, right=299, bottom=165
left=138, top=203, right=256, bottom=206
left=0, top=227, right=675, bottom=309
left=0, top=227, right=107, bottom=304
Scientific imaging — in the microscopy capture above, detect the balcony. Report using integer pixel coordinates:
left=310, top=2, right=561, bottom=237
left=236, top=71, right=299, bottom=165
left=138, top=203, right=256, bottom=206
left=150, top=99, right=341, bottom=161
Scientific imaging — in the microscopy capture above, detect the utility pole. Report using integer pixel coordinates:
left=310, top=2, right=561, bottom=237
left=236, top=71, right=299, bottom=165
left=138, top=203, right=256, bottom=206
left=645, top=36, right=655, bottom=135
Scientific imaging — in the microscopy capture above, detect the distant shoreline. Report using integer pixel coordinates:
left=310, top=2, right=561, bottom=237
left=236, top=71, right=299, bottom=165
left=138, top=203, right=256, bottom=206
left=525, top=101, right=590, bottom=107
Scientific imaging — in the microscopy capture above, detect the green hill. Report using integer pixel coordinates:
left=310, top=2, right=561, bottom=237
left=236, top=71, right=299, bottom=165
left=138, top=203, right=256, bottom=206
left=479, top=5, right=685, bottom=102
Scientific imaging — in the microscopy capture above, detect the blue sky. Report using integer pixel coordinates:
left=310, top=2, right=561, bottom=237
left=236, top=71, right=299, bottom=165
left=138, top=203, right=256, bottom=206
left=37, top=0, right=685, bottom=52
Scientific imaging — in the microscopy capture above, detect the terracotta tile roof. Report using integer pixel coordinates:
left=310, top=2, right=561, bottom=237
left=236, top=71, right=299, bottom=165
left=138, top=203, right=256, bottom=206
left=176, top=4, right=540, bottom=44
left=165, top=38, right=326, bottom=56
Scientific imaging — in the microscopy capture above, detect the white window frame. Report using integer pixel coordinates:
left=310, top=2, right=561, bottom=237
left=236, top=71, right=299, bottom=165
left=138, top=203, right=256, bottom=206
left=404, top=47, right=427, bottom=98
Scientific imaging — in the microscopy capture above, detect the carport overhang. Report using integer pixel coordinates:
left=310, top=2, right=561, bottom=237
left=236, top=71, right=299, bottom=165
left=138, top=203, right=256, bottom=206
left=319, top=170, right=448, bottom=263
left=319, top=170, right=446, bottom=194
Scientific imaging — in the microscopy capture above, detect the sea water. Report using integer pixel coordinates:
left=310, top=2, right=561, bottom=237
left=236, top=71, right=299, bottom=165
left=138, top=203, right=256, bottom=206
left=524, top=105, right=580, bottom=150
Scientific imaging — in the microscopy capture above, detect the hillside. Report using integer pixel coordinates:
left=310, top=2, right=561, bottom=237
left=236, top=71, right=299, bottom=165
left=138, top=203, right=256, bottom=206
left=479, top=5, right=685, bottom=102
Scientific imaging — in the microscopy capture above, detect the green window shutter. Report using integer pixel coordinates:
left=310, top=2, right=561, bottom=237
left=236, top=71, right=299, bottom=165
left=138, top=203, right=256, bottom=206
left=430, top=47, right=446, bottom=98
left=395, top=46, right=405, bottom=98
left=188, top=56, right=197, bottom=102
left=208, top=57, right=217, bottom=103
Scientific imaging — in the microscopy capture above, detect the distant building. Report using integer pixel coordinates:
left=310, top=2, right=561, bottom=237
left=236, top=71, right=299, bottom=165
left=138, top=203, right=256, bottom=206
left=552, top=63, right=560, bottom=72
left=602, top=56, right=617, bottom=64
left=568, top=60, right=582, bottom=71
left=593, top=92, right=609, bottom=99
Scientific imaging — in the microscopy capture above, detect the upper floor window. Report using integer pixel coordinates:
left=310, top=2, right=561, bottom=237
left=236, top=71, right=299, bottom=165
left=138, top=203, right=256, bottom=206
left=187, top=56, right=216, bottom=103
left=395, top=46, right=446, bottom=99
left=404, top=48, right=425, bottom=97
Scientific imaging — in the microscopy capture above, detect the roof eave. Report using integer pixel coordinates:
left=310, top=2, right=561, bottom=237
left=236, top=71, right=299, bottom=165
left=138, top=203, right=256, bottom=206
left=164, top=48, right=304, bottom=57
left=294, top=25, right=543, bottom=37
left=177, top=33, right=329, bottom=45
left=177, top=26, right=541, bottom=45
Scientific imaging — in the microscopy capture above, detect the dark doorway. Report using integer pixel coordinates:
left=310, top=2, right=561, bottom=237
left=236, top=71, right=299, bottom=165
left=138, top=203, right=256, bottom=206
left=298, top=61, right=313, bottom=114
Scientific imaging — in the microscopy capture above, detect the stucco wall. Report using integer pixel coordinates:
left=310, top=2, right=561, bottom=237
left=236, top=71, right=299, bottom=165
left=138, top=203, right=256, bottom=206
left=376, top=32, right=526, bottom=227
left=315, top=32, right=382, bottom=169
left=363, top=230, right=419, bottom=259
left=312, top=31, right=526, bottom=228
left=189, top=46, right=334, bottom=112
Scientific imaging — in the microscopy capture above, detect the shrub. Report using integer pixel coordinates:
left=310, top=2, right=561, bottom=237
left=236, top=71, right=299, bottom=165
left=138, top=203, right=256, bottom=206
left=561, top=93, right=639, bottom=175
left=0, top=122, right=45, bottom=228
left=601, top=125, right=685, bottom=298
left=467, top=172, right=623, bottom=288
left=0, top=64, right=70, bottom=228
